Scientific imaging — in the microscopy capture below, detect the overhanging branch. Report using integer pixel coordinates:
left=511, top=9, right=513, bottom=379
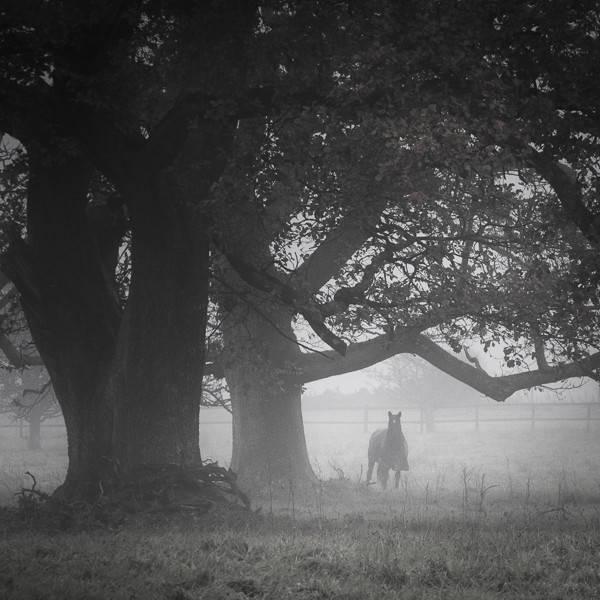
left=528, top=151, right=600, bottom=248
left=221, top=250, right=347, bottom=355
left=412, top=335, right=600, bottom=401
left=293, top=203, right=385, bottom=295
left=295, top=329, right=600, bottom=400
left=295, top=328, right=417, bottom=383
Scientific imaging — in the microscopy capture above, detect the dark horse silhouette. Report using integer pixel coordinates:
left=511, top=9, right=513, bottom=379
left=367, top=411, right=409, bottom=489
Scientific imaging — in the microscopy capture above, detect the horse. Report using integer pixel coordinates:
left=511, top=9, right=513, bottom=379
left=366, top=411, right=409, bottom=489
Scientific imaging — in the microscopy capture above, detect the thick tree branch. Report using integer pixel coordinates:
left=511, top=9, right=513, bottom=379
left=0, top=331, right=43, bottom=368
left=1, top=239, right=43, bottom=320
left=412, top=335, right=600, bottom=401
left=222, top=250, right=347, bottom=355
left=61, top=102, right=143, bottom=188
left=263, top=193, right=299, bottom=240
left=140, top=78, right=383, bottom=195
left=528, top=151, right=600, bottom=248
left=0, top=78, right=136, bottom=191
left=293, top=204, right=385, bottom=295
left=0, top=81, right=55, bottom=145
left=139, top=86, right=282, bottom=173
left=296, top=329, right=600, bottom=400
left=294, top=329, right=418, bottom=383
left=141, top=91, right=212, bottom=171
left=321, top=244, right=407, bottom=316
left=0, top=271, right=13, bottom=299
left=0, top=274, right=44, bottom=368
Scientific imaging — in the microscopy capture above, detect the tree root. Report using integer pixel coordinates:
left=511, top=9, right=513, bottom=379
left=9, top=462, right=251, bottom=531
left=120, top=461, right=251, bottom=513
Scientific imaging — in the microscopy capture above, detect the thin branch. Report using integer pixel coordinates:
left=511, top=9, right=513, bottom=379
left=0, top=332, right=43, bottom=368
left=0, top=283, right=17, bottom=311
left=320, top=243, right=408, bottom=316
left=531, top=325, right=550, bottom=371
left=463, top=345, right=486, bottom=372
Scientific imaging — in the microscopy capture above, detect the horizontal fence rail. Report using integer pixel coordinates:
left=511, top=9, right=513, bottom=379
left=2, top=403, right=600, bottom=442
left=198, top=403, right=600, bottom=433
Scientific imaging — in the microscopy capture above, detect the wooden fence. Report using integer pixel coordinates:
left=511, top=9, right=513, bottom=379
left=199, top=402, right=600, bottom=433
left=350, top=402, right=600, bottom=433
left=2, top=402, right=600, bottom=442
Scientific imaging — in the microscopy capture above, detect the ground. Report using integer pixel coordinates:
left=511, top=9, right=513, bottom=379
left=1, top=413, right=600, bottom=598
left=1, top=484, right=600, bottom=599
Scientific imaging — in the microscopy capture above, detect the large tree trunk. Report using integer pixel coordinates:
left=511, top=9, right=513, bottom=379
left=3, top=150, right=210, bottom=497
left=229, top=374, right=314, bottom=492
left=2, top=109, right=234, bottom=498
left=57, top=381, right=114, bottom=498
left=223, top=292, right=316, bottom=493
left=2, top=150, right=120, bottom=498
left=111, top=172, right=209, bottom=471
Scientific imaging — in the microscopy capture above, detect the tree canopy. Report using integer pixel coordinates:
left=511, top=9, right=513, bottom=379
left=0, top=0, right=599, bottom=494
left=209, top=0, right=600, bottom=398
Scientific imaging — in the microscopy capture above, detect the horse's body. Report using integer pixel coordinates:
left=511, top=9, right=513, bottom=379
left=367, top=411, right=409, bottom=489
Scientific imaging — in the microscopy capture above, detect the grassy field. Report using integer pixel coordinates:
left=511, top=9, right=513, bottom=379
left=2, top=417, right=600, bottom=598
left=2, top=484, right=600, bottom=599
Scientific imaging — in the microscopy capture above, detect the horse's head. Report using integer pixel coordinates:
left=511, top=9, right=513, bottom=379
left=388, top=410, right=402, bottom=427
left=386, top=411, right=403, bottom=440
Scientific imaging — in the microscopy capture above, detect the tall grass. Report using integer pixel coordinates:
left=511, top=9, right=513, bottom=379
left=2, top=481, right=600, bottom=599
left=2, top=424, right=600, bottom=598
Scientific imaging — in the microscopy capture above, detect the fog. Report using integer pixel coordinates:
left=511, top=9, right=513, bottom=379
left=2, top=359, right=598, bottom=508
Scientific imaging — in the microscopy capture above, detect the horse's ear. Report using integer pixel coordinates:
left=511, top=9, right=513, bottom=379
left=397, top=411, right=402, bottom=417
left=388, top=411, right=393, bottom=419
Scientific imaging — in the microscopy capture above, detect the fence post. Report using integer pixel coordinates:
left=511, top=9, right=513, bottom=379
left=474, top=406, right=479, bottom=432
left=363, top=407, right=368, bottom=433
left=531, top=404, right=536, bottom=431
left=586, top=403, right=592, bottom=433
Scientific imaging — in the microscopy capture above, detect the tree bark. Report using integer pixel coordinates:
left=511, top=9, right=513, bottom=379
left=110, top=171, right=209, bottom=472
left=222, top=285, right=315, bottom=492
left=0, top=3, right=255, bottom=502
left=5, top=265, right=116, bottom=498
left=1, top=146, right=208, bottom=496
left=229, top=371, right=314, bottom=492
left=2, top=150, right=119, bottom=498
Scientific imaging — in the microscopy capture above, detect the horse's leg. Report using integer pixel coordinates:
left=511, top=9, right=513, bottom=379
left=394, top=470, right=401, bottom=489
left=377, top=463, right=389, bottom=490
left=366, top=457, right=375, bottom=485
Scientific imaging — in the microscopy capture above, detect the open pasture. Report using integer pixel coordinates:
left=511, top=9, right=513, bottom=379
left=2, top=501, right=600, bottom=599
left=2, top=408, right=600, bottom=598
left=3, top=405, right=600, bottom=511
left=199, top=405, right=600, bottom=514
